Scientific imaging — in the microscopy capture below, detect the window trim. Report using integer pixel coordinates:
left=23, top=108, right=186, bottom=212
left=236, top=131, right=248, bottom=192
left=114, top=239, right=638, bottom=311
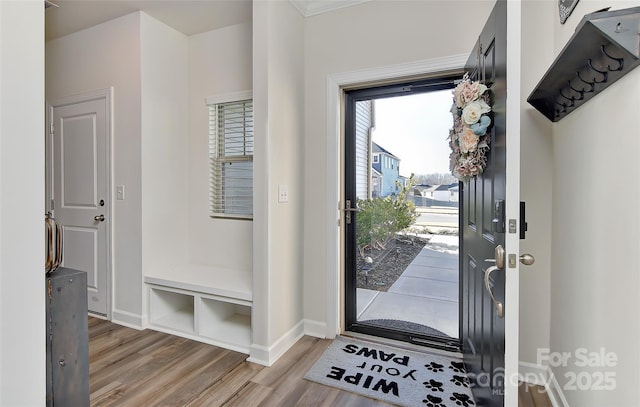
left=206, top=90, right=253, bottom=106
left=207, top=90, right=253, bottom=220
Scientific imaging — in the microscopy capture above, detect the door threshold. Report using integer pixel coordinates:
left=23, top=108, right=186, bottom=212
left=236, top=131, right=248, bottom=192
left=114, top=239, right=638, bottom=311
left=342, top=330, right=462, bottom=359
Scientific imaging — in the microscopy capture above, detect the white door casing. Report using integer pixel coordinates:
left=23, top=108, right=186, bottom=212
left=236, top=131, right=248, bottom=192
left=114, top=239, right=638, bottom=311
left=326, top=33, right=521, bottom=407
left=326, top=54, right=469, bottom=339
left=504, top=3, right=522, bottom=406
left=50, top=88, right=112, bottom=317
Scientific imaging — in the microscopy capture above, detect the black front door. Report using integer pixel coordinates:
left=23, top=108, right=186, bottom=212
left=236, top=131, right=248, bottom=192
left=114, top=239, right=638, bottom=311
left=460, top=1, right=508, bottom=406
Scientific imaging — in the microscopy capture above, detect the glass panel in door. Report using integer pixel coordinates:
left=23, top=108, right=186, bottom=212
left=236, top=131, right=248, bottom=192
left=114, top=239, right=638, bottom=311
left=344, top=81, right=461, bottom=350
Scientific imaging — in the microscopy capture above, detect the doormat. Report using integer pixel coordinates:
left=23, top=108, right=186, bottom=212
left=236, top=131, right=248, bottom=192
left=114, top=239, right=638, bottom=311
left=360, top=319, right=450, bottom=338
left=304, top=336, right=475, bottom=407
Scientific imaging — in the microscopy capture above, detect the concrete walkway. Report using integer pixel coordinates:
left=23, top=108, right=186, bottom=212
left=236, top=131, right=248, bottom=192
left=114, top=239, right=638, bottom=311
left=356, top=235, right=459, bottom=338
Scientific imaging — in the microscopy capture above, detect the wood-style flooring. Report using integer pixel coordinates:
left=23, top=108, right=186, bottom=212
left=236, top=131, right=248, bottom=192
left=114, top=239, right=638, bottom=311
left=89, top=317, right=392, bottom=406
left=89, top=318, right=551, bottom=406
left=518, top=383, right=553, bottom=407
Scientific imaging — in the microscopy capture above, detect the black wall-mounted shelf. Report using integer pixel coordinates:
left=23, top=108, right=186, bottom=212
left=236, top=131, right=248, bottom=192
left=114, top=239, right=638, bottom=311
left=527, top=7, right=640, bottom=122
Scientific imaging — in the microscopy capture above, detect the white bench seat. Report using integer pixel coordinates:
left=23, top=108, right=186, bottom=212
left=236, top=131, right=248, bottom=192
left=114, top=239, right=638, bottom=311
left=144, top=264, right=252, bottom=302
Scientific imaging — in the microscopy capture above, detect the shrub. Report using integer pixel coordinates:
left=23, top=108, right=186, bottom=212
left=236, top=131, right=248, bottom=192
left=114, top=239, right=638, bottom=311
left=356, top=175, right=418, bottom=255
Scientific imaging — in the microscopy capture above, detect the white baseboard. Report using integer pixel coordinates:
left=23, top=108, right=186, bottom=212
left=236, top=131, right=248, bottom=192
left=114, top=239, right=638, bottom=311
left=303, top=319, right=327, bottom=339
left=519, top=361, right=568, bottom=407
left=519, top=361, right=549, bottom=386
left=88, top=312, right=108, bottom=321
left=546, top=369, right=569, bottom=407
left=111, top=308, right=143, bottom=329
left=248, top=320, right=305, bottom=367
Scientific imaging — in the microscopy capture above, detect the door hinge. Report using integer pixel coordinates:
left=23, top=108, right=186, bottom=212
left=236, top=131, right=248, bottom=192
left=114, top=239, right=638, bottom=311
left=51, top=199, right=55, bottom=210
left=49, top=122, right=54, bottom=136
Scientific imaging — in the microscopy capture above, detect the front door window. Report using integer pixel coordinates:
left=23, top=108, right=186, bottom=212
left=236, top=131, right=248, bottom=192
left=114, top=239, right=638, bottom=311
left=344, top=77, right=462, bottom=350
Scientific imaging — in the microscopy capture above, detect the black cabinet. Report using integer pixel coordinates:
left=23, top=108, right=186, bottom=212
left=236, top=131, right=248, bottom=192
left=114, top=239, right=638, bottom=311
left=46, top=267, right=90, bottom=406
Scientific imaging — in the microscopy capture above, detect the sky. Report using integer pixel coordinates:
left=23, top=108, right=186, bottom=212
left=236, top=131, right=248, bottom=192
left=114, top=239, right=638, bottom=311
left=372, top=89, right=453, bottom=176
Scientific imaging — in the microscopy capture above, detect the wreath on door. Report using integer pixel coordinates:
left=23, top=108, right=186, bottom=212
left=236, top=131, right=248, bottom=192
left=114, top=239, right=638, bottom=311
left=449, top=73, right=493, bottom=181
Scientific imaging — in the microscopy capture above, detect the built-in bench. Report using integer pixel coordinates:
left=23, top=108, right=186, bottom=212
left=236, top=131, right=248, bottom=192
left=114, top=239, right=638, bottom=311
left=144, top=265, right=253, bottom=354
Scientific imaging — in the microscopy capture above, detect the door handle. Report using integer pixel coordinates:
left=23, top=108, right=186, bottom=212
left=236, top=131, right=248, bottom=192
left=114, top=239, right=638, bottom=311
left=484, top=244, right=505, bottom=269
left=344, top=199, right=361, bottom=225
left=45, top=212, right=63, bottom=274
left=484, top=265, right=504, bottom=318
left=94, top=214, right=105, bottom=222
left=483, top=244, right=505, bottom=318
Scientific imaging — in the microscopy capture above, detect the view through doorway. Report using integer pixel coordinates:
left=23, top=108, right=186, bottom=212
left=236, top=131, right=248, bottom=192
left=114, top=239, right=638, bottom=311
left=344, top=76, right=461, bottom=351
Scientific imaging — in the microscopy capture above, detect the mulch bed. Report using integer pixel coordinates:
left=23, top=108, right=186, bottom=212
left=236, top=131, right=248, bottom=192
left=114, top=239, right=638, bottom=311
left=356, top=235, right=427, bottom=291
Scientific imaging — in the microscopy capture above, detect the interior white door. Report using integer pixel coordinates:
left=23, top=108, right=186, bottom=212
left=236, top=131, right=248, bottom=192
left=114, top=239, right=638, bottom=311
left=52, top=91, right=110, bottom=317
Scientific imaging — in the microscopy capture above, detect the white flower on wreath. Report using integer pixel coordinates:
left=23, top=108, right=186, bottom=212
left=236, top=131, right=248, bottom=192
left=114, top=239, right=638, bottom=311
left=462, top=100, right=490, bottom=125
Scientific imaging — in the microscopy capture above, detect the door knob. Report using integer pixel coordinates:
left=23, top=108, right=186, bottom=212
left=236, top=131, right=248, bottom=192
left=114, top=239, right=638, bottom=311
left=520, top=253, right=535, bottom=265
left=94, top=214, right=105, bottom=222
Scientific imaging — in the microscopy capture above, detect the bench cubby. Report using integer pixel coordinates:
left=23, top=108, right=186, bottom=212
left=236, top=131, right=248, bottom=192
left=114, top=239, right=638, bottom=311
left=145, top=265, right=252, bottom=354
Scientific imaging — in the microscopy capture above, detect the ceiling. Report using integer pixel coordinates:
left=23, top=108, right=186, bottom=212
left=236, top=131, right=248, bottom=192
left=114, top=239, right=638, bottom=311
left=44, top=0, right=372, bottom=42
left=45, top=0, right=253, bottom=42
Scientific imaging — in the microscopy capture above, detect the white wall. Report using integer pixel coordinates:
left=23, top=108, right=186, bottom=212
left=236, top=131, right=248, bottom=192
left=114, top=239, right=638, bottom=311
left=140, top=14, right=189, bottom=290
left=140, top=13, right=189, bottom=315
left=302, top=0, right=495, bottom=329
left=0, top=1, right=46, bottom=404
left=188, top=23, right=253, bottom=271
left=550, top=1, right=640, bottom=405
left=252, top=0, right=305, bottom=364
left=519, top=0, right=554, bottom=366
left=46, top=13, right=144, bottom=325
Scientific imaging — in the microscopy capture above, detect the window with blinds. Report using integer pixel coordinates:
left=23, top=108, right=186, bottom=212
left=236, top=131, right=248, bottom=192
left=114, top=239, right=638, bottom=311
left=208, top=96, right=253, bottom=219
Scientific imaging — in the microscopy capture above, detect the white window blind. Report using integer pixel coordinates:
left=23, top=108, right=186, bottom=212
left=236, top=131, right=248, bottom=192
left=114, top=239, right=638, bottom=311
left=208, top=97, right=253, bottom=219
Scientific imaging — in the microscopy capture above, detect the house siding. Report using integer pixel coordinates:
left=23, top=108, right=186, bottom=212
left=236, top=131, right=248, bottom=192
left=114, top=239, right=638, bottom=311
left=355, top=100, right=372, bottom=200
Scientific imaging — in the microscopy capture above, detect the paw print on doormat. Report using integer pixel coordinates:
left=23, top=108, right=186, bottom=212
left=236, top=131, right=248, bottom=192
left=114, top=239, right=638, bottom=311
left=425, top=362, right=444, bottom=373
left=422, top=394, right=445, bottom=407
left=450, top=374, right=470, bottom=388
left=449, top=361, right=466, bottom=373
left=423, top=379, right=444, bottom=392
left=450, top=392, right=475, bottom=407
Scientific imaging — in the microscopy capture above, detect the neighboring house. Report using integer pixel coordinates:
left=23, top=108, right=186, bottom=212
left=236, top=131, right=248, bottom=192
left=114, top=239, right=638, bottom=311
left=397, top=174, right=408, bottom=190
left=433, top=183, right=457, bottom=202
left=353, top=101, right=407, bottom=200
left=414, top=184, right=436, bottom=198
left=414, top=183, right=459, bottom=202
left=371, top=167, right=382, bottom=198
left=448, top=184, right=459, bottom=202
left=372, top=142, right=402, bottom=197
